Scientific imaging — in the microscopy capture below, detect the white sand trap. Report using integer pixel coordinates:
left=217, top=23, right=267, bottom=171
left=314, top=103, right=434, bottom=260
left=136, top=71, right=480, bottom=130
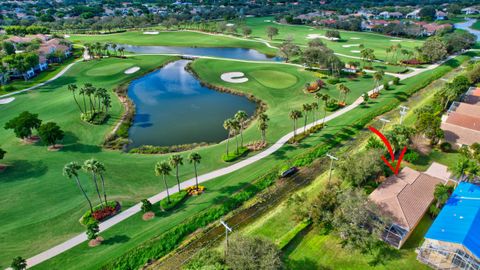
left=226, top=23, right=235, bottom=27
left=350, top=37, right=360, bottom=40
left=264, top=20, right=271, bottom=22
left=390, top=39, right=402, bottom=42
left=143, top=31, right=159, bottom=35
left=342, top=44, right=360, bottom=48
left=0, top=97, right=15, bottom=104
left=350, top=50, right=361, bottom=53
left=306, top=34, right=339, bottom=41
left=64, top=34, right=70, bottom=38
left=124, top=67, right=140, bottom=74
left=221, top=72, right=248, bottom=83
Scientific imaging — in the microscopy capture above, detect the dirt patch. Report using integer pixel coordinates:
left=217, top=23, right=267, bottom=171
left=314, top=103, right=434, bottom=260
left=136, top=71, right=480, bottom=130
left=88, top=236, right=104, bottom=247
left=142, top=211, right=155, bottom=221
left=22, top=136, right=40, bottom=145
left=48, top=144, right=63, bottom=151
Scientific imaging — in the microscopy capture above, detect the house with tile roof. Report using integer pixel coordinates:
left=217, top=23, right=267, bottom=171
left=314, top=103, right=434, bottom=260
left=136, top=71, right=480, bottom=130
left=369, top=165, right=448, bottom=248
left=417, top=182, right=480, bottom=270
left=441, top=90, right=480, bottom=146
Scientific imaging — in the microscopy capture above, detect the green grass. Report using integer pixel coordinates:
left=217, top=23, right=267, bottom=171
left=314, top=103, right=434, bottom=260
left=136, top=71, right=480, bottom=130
left=68, top=30, right=277, bottom=56
left=28, top=53, right=473, bottom=269
left=472, top=20, right=480, bottom=31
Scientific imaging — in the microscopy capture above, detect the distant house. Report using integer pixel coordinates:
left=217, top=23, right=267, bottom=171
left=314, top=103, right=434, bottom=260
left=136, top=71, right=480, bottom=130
left=377, top=11, right=404, bottom=19
left=441, top=92, right=480, bottom=146
left=406, top=9, right=421, bottom=20
left=422, top=23, right=451, bottom=36
left=436, top=10, right=448, bottom=20
left=389, top=12, right=404, bottom=19
left=461, top=7, right=480, bottom=15
left=417, top=182, right=480, bottom=270
left=369, top=165, right=448, bottom=249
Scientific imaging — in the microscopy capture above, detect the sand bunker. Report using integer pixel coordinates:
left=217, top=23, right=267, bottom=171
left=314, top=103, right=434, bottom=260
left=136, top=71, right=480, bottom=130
left=390, top=39, right=402, bottom=42
left=350, top=37, right=360, bottom=40
left=221, top=72, right=248, bottom=83
left=350, top=50, right=361, bottom=53
left=226, top=23, right=235, bottom=27
left=0, top=97, right=15, bottom=104
left=124, top=66, right=140, bottom=74
left=342, top=44, right=360, bottom=48
left=143, top=31, right=159, bottom=35
left=64, top=34, right=70, bottom=38
left=306, top=34, right=339, bottom=41
left=264, top=20, right=271, bottom=22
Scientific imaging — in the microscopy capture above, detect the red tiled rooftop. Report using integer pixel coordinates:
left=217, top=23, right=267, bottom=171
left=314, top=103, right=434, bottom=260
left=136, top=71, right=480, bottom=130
left=446, top=112, right=480, bottom=131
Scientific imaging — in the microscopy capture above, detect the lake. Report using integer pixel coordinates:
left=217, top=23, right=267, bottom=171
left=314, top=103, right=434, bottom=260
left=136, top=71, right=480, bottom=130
left=117, top=44, right=283, bottom=61
left=127, top=60, right=256, bottom=148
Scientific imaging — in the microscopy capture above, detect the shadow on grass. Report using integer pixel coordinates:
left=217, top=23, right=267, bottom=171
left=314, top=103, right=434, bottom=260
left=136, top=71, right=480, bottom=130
left=1, top=159, right=48, bottom=182
left=103, top=234, right=130, bottom=245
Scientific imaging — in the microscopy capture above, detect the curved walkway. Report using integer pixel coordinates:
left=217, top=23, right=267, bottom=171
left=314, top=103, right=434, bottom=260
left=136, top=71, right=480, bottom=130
left=23, top=49, right=462, bottom=268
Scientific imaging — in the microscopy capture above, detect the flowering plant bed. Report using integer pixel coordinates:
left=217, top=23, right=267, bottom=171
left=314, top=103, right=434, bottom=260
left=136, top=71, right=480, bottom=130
left=80, top=201, right=121, bottom=225
left=369, top=92, right=380, bottom=99
left=246, top=141, right=268, bottom=151
left=142, top=211, right=155, bottom=221
left=186, top=185, right=205, bottom=196
left=222, top=146, right=249, bottom=162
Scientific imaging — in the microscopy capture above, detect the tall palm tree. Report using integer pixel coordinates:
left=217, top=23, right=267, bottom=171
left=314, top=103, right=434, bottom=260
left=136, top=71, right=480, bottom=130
left=92, top=160, right=107, bottom=205
left=385, top=47, right=391, bottom=63
left=289, top=110, right=302, bottom=137
left=258, top=113, right=269, bottom=143
left=465, top=162, right=480, bottom=182
left=311, top=102, right=318, bottom=123
left=230, top=119, right=241, bottom=153
left=453, top=158, right=470, bottom=182
left=155, top=161, right=172, bottom=203
left=321, top=94, right=330, bottom=125
left=373, top=71, right=384, bottom=94
left=223, top=118, right=233, bottom=156
left=314, top=92, right=323, bottom=109
left=302, top=103, right=312, bottom=132
left=234, top=110, right=248, bottom=147
left=68, top=84, right=83, bottom=113
left=169, top=155, right=184, bottom=192
left=338, top=84, right=351, bottom=104
left=111, top=43, right=117, bottom=56
left=434, top=184, right=450, bottom=208
left=83, top=159, right=103, bottom=205
left=188, top=152, right=202, bottom=190
left=63, top=162, right=93, bottom=213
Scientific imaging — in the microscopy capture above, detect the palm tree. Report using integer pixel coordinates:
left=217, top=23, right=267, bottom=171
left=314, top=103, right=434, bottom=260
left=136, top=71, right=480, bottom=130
left=92, top=160, right=107, bottom=205
left=373, top=71, right=384, bottom=94
left=289, top=110, right=302, bottom=137
left=118, top=47, right=125, bottom=57
left=188, top=153, right=202, bottom=190
left=311, top=102, right=318, bottom=123
left=321, top=94, right=330, bottom=125
left=337, top=84, right=351, bottom=104
left=465, top=162, right=480, bottom=182
left=258, top=113, right=269, bottom=143
left=111, top=43, right=117, bottom=56
left=169, top=154, right=184, bottom=192
left=63, top=162, right=93, bottom=213
left=230, top=119, right=241, bottom=153
left=234, top=110, right=248, bottom=147
left=314, top=92, right=323, bottom=109
left=453, top=158, right=470, bottom=182
left=223, top=118, right=233, bottom=156
left=385, top=47, right=391, bottom=63
left=68, top=84, right=83, bottom=113
left=434, top=184, right=450, bottom=208
left=155, top=161, right=172, bottom=203
left=83, top=159, right=103, bottom=205
left=302, top=103, right=312, bottom=132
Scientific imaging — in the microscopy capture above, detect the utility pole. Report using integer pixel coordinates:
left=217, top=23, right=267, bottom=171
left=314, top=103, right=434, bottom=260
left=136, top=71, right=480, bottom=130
left=380, top=117, right=391, bottom=130
left=399, top=106, right=409, bottom=124
left=220, top=220, right=232, bottom=258
left=326, top=153, right=338, bottom=184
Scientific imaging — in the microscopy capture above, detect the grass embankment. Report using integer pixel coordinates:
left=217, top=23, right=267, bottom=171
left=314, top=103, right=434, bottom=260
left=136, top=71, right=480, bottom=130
left=472, top=20, right=480, bottom=31
left=32, top=53, right=474, bottom=269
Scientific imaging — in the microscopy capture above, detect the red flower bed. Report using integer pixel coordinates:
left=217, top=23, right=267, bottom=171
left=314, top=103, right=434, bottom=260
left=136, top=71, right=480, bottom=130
left=92, top=206, right=117, bottom=221
left=401, top=59, right=422, bottom=65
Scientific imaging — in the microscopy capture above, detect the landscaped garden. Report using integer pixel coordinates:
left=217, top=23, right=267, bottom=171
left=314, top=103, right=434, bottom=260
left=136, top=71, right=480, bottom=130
left=0, top=15, right=477, bottom=269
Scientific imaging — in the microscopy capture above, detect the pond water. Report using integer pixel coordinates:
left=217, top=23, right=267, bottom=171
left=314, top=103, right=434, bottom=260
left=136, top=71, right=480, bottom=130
left=127, top=60, right=256, bottom=148
left=454, top=19, right=480, bottom=42
left=117, top=44, right=283, bottom=61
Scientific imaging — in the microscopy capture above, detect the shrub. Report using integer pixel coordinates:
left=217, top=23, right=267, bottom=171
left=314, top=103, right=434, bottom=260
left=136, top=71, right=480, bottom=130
left=141, top=199, right=153, bottom=213
left=393, top=77, right=400, bottom=85
left=186, top=185, right=205, bottom=196
left=160, top=190, right=188, bottom=211
left=401, top=58, right=422, bottom=65
left=383, top=82, right=390, bottom=90
left=222, top=146, right=249, bottom=162
left=440, top=142, right=452, bottom=152
left=327, top=78, right=340, bottom=85
left=404, top=150, right=420, bottom=163
left=87, top=221, right=100, bottom=240
left=288, top=124, right=324, bottom=143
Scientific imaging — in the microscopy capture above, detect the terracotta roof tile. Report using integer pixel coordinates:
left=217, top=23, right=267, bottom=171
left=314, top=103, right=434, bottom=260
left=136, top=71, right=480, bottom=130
left=446, top=112, right=480, bottom=131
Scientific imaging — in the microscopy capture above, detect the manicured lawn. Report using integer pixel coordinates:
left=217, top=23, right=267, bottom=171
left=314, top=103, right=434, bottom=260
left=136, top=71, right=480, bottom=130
left=28, top=53, right=472, bottom=269
left=67, top=30, right=277, bottom=56
left=245, top=17, right=424, bottom=62
left=472, top=20, right=480, bottom=31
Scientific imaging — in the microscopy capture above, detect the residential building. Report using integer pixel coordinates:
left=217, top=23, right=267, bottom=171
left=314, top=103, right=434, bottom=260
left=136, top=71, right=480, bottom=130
left=369, top=165, right=448, bottom=248
left=417, top=182, right=480, bottom=270
left=436, top=10, right=448, bottom=20
left=406, top=9, right=421, bottom=20
left=462, top=7, right=480, bottom=15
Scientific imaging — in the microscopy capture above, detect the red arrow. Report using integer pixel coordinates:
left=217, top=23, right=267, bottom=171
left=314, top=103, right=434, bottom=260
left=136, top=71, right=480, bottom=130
left=368, top=126, right=407, bottom=175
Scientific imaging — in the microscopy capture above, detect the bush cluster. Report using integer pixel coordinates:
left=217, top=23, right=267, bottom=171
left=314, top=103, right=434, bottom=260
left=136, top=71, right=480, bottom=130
left=160, top=191, right=188, bottom=211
